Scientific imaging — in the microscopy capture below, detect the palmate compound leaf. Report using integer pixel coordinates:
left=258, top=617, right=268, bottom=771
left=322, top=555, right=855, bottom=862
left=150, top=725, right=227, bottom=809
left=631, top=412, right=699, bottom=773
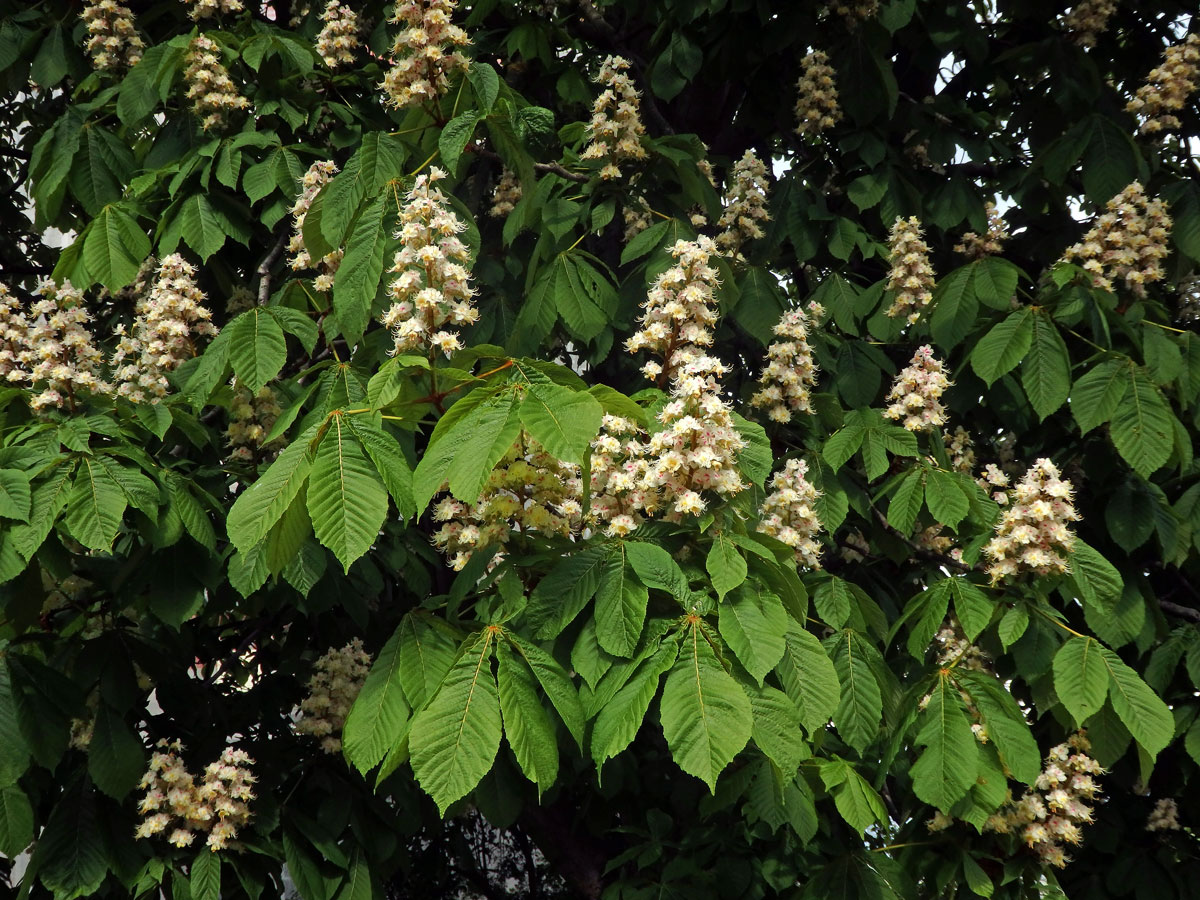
left=1053, top=636, right=1110, bottom=726
left=227, top=423, right=320, bottom=553
left=408, top=630, right=503, bottom=816
left=307, top=415, right=389, bottom=572
left=910, top=673, right=980, bottom=810
left=659, top=619, right=752, bottom=792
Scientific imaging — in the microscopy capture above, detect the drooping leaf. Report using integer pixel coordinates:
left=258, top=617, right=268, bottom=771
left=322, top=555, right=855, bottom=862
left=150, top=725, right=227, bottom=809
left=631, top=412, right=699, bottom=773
left=307, top=416, right=389, bottom=572
left=718, top=582, right=787, bottom=685
left=594, top=547, right=649, bottom=657
left=910, top=674, right=979, bottom=809
left=226, top=423, right=319, bottom=553
left=1053, top=637, right=1110, bottom=726
left=344, top=623, right=410, bottom=774
left=496, top=641, right=559, bottom=796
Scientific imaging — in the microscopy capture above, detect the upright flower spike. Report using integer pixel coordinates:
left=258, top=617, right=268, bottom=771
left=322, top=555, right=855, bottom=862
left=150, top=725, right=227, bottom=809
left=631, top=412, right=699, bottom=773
left=1146, top=798, right=1182, bottom=832
left=794, top=50, right=843, bottom=137
left=884, top=216, right=936, bottom=325
left=82, top=0, right=144, bottom=71
left=488, top=168, right=522, bottom=218
left=184, top=35, right=250, bottom=132
left=825, top=0, right=879, bottom=27
left=954, top=201, right=1009, bottom=259
left=626, top=236, right=721, bottom=383
left=112, top=254, right=218, bottom=404
left=380, top=0, right=470, bottom=111
left=225, top=382, right=283, bottom=462
left=750, top=307, right=818, bottom=423
left=883, top=345, right=950, bottom=432
left=580, top=56, right=649, bottom=180
left=943, top=425, right=976, bottom=473
left=288, top=160, right=342, bottom=291
left=1126, top=34, right=1200, bottom=135
left=587, top=415, right=658, bottom=538
left=716, top=150, right=771, bottom=258
left=21, top=281, right=111, bottom=412
left=1061, top=0, right=1117, bottom=48
left=1061, top=182, right=1171, bottom=296
left=381, top=168, right=478, bottom=357
left=0, top=283, right=29, bottom=384
left=757, top=459, right=824, bottom=569
left=181, top=0, right=244, bottom=18
left=316, top=0, right=360, bottom=69
left=296, top=640, right=373, bottom=753
left=983, top=458, right=1080, bottom=582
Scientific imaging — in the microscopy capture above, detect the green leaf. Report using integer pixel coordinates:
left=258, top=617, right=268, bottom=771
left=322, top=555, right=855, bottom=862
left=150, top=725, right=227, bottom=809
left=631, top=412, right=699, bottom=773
left=337, top=851, right=376, bottom=900
left=734, top=267, right=787, bottom=345
left=828, top=631, right=882, bottom=753
left=467, top=61, right=500, bottom=112
left=226, top=423, right=318, bottom=552
left=177, top=194, right=230, bottom=261
left=529, top=546, right=607, bottom=640
left=954, top=670, right=1040, bottom=785
left=706, top=533, right=747, bottom=601
left=1066, top=539, right=1122, bottom=608
left=911, top=674, right=978, bottom=809
left=346, top=420, right=415, bottom=521
left=63, top=459, right=127, bottom=551
left=620, top=219, right=670, bottom=264
left=0, top=470, right=31, bottom=522
left=409, top=631, right=502, bottom=815
left=1053, top=637, right=1110, bottom=726
left=228, top=308, right=288, bottom=392
left=887, top=469, right=924, bottom=535
left=594, top=547, right=649, bottom=657
left=745, top=682, right=808, bottom=774
left=972, top=258, right=1021, bottom=309
left=439, top=110, right=482, bottom=175
left=1110, top=372, right=1173, bottom=478
left=496, top=641, right=559, bottom=796
left=819, top=759, right=888, bottom=834
left=83, top=205, right=150, bottom=292
left=814, top=578, right=852, bottom=629
left=625, top=541, right=690, bottom=601
left=87, top=705, right=144, bottom=800
left=36, top=781, right=109, bottom=900
left=719, top=582, right=787, bottom=686
left=930, top=265, right=979, bottom=349
left=1081, top=117, right=1139, bottom=204
left=950, top=579, right=992, bottom=642
left=924, top=469, right=969, bottom=530
left=971, top=308, right=1033, bottom=386
left=1022, top=314, right=1071, bottom=419
left=0, top=784, right=32, bottom=858
left=190, top=850, right=220, bottom=900
left=775, top=623, right=840, bottom=733
left=1070, top=359, right=1129, bottom=434
left=307, top=416, right=389, bottom=572
left=0, top=662, right=30, bottom=787
left=343, top=623, right=410, bottom=774
left=823, top=426, right=865, bottom=471
left=660, top=622, right=752, bottom=791
left=505, top=633, right=586, bottom=750
left=332, top=192, right=389, bottom=344
left=397, top=613, right=458, bottom=709
left=517, top=379, right=603, bottom=463
left=591, top=641, right=678, bottom=771
left=1098, top=646, right=1173, bottom=759
left=445, top=393, right=522, bottom=503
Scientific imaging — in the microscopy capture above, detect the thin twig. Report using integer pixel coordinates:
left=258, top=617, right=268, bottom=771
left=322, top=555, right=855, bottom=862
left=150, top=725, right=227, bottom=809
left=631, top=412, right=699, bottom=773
left=256, top=224, right=291, bottom=306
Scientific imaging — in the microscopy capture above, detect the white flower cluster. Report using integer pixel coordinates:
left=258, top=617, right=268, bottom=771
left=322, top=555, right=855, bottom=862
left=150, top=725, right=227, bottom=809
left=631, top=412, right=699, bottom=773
left=135, top=740, right=256, bottom=852
left=979, top=462, right=1011, bottom=505
left=825, top=0, right=878, bottom=26
left=112, top=254, right=218, bottom=404
left=587, top=415, right=657, bottom=538
left=432, top=436, right=583, bottom=569
left=934, top=620, right=989, bottom=672
left=885, top=217, right=936, bottom=324
left=226, top=286, right=255, bottom=315
left=381, top=168, right=478, bottom=357
left=794, top=51, right=843, bottom=137
left=296, top=639, right=372, bottom=754
left=1061, top=0, right=1117, bottom=48
left=625, top=236, right=721, bottom=383
left=20, top=281, right=111, bottom=412
left=226, top=383, right=283, bottom=462
left=982, top=733, right=1103, bottom=869
left=288, top=160, right=343, bottom=292
left=984, top=458, right=1079, bottom=582
left=82, top=0, right=144, bottom=71
left=0, top=284, right=27, bottom=383
left=1126, top=34, right=1200, bottom=135
left=749, top=306, right=819, bottom=423
left=1061, top=182, right=1171, bottom=296
left=954, top=201, right=1009, bottom=259
left=380, top=0, right=470, bottom=110
left=623, top=196, right=654, bottom=242
left=884, top=345, right=950, bottom=432
left=316, top=0, right=359, bottom=69
left=716, top=150, right=771, bottom=258
left=1146, top=798, right=1182, bottom=832
left=580, top=56, right=649, bottom=180
left=489, top=167, right=522, bottom=218
left=184, top=36, right=250, bottom=132
left=182, top=0, right=243, bottom=18
left=943, top=426, right=976, bottom=473
left=757, top=459, right=824, bottom=569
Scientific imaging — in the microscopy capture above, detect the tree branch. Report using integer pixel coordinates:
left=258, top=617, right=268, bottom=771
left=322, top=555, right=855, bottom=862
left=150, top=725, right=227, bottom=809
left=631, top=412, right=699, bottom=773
left=256, top=224, right=291, bottom=305
left=1159, top=598, right=1200, bottom=624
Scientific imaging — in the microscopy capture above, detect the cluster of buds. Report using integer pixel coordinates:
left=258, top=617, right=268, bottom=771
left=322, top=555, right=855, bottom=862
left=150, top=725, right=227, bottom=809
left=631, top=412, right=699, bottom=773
left=316, top=0, right=360, bottom=69
left=912, top=525, right=962, bottom=562
left=943, top=426, right=976, bottom=474
left=934, top=619, right=990, bottom=672
left=112, top=255, right=218, bottom=404
left=19, top=281, right=111, bottom=412
left=625, top=236, right=721, bottom=383
left=288, top=160, right=343, bottom=291
left=1061, top=0, right=1117, bottom=48
left=884, top=345, right=951, bottom=432
left=622, top=196, right=654, bottom=242
left=749, top=306, right=819, bottom=423
left=983, top=458, right=1080, bottom=582
left=226, top=286, right=255, bottom=315
left=182, top=0, right=244, bottom=17
left=794, top=51, right=843, bottom=137
left=715, top=150, right=771, bottom=259
left=381, top=168, right=478, bottom=357
left=184, top=36, right=250, bottom=132
left=954, top=201, right=1009, bottom=259
left=580, top=56, right=649, bottom=180
left=979, top=463, right=1011, bottom=505
left=82, top=0, right=144, bottom=71
left=1061, top=182, right=1171, bottom=296
left=757, top=459, right=824, bottom=569
left=825, top=0, right=878, bottom=26
left=296, top=640, right=373, bottom=754
left=1126, top=34, right=1200, bottom=135
left=380, top=0, right=470, bottom=111
left=432, top=436, right=582, bottom=569
left=488, top=168, right=522, bottom=218
left=225, top=382, right=283, bottom=462
left=135, top=740, right=256, bottom=852
left=1146, top=798, right=1182, bottom=832
left=982, top=733, right=1103, bottom=868
left=587, top=415, right=657, bottom=538
left=885, top=217, right=937, bottom=324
